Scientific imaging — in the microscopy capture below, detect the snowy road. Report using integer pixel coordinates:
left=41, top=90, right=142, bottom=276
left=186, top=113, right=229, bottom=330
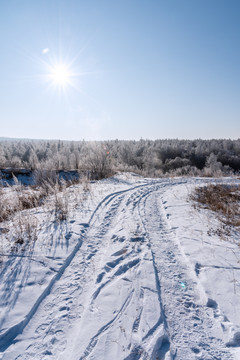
left=1, top=177, right=239, bottom=359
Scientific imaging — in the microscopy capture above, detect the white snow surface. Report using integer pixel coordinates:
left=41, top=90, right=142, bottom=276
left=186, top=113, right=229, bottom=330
left=0, top=173, right=240, bottom=360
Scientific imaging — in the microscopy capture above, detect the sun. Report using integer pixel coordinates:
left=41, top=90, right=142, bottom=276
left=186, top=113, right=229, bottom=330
left=50, top=64, right=71, bottom=87
left=35, top=49, right=89, bottom=93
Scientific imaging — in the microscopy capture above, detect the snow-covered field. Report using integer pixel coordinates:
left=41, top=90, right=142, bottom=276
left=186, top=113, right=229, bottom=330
left=0, top=173, right=240, bottom=360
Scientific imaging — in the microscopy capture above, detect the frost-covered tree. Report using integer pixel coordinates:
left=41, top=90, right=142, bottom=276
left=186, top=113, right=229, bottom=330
left=1, top=138, right=240, bottom=177
left=204, top=153, right=223, bottom=176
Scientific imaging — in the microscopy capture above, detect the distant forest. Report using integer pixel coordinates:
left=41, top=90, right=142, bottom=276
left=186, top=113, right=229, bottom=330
left=0, top=138, right=240, bottom=178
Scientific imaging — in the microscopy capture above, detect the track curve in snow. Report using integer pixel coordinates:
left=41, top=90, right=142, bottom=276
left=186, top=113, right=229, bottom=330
left=1, top=179, right=234, bottom=360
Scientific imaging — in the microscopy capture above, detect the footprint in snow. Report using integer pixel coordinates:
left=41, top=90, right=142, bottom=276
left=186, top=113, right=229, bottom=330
left=226, top=331, right=240, bottom=347
left=111, top=234, right=126, bottom=242
left=79, top=222, right=89, bottom=227
left=111, top=247, right=128, bottom=256
left=65, top=232, right=72, bottom=240
left=130, top=236, right=144, bottom=243
left=206, top=298, right=218, bottom=309
left=87, top=249, right=97, bottom=260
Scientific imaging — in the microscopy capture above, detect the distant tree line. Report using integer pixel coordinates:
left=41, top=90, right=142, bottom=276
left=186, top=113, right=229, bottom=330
left=0, top=138, right=240, bottom=178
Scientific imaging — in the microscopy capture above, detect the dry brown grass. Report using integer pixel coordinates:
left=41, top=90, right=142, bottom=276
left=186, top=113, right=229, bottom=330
left=191, top=183, right=240, bottom=228
left=0, top=185, right=44, bottom=223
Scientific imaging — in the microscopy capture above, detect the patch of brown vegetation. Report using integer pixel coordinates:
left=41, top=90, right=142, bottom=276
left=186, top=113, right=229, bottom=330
left=191, top=183, right=240, bottom=227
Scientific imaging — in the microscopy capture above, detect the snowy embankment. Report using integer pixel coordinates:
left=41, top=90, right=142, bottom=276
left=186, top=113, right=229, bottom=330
left=0, top=173, right=239, bottom=360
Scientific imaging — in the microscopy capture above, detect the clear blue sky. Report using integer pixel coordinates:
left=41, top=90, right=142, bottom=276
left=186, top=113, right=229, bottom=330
left=0, top=0, right=239, bottom=140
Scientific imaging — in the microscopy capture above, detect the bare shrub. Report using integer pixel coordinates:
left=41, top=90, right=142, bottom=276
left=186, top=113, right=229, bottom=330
left=34, top=168, right=58, bottom=187
left=11, top=212, right=38, bottom=250
left=0, top=181, right=44, bottom=223
left=83, top=143, right=113, bottom=180
left=81, top=177, right=91, bottom=199
left=53, top=181, right=69, bottom=221
left=54, top=194, right=68, bottom=221
left=0, top=188, right=12, bottom=222
left=33, top=169, right=59, bottom=198
left=18, top=188, right=43, bottom=209
left=70, top=176, right=91, bottom=211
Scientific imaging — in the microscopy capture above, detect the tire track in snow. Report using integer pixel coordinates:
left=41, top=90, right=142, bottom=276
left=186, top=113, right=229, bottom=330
left=0, top=237, right=84, bottom=352
left=1, top=181, right=163, bottom=358
left=138, top=190, right=171, bottom=346
left=69, top=183, right=165, bottom=359
left=78, top=181, right=175, bottom=360
left=139, top=189, right=234, bottom=360
left=79, top=290, right=135, bottom=360
left=0, top=183, right=148, bottom=353
left=1, top=179, right=188, bottom=359
left=122, top=183, right=172, bottom=360
left=91, top=258, right=140, bottom=303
